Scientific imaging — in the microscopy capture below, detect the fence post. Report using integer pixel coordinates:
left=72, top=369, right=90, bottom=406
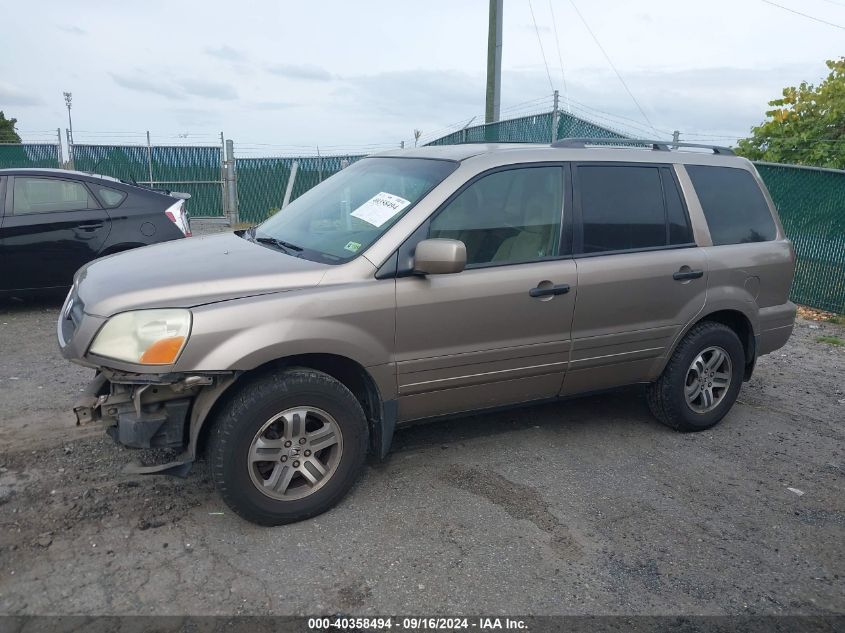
left=551, top=90, right=560, bottom=143
left=224, top=139, right=239, bottom=225
left=145, top=131, right=154, bottom=186
left=316, top=145, right=323, bottom=183
left=56, top=128, right=63, bottom=167
left=282, top=161, right=299, bottom=209
left=65, top=129, right=74, bottom=170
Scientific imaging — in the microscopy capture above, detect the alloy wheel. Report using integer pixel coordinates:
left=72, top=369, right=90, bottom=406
left=685, top=346, right=732, bottom=413
left=247, top=407, right=343, bottom=501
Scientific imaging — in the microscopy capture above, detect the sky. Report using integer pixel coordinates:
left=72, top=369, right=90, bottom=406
left=2, top=0, right=843, bottom=154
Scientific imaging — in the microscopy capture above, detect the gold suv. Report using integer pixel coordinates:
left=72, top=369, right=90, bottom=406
left=59, top=139, right=797, bottom=525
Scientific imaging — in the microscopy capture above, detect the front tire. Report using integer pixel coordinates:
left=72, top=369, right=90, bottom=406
left=208, top=368, right=368, bottom=525
left=646, top=321, right=744, bottom=432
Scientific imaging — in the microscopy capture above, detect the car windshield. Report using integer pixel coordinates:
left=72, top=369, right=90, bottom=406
left=251, top=157, right=458, bottom=264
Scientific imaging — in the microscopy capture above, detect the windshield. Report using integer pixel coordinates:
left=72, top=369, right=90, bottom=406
left=251, top=157, right=458, bottom=264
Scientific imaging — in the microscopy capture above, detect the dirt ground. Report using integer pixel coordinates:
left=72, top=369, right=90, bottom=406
left=0, top=295, right=843, bottom=616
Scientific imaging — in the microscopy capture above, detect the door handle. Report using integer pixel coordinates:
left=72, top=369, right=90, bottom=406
left=529, top=283, right=570, bottom=298
left=78, top=222, right=104, bottom=231
left=673, top=269, right=704, bottom=281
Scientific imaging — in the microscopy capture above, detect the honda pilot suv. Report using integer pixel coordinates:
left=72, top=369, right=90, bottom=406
left=58, top=139, right=797, bottom=525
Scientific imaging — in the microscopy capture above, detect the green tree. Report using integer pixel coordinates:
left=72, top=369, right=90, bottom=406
left=736, top=58, right=845, bottom=169
left=0, top=111, right=21, bottom=143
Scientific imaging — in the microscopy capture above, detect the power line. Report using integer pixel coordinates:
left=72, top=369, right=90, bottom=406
left=548, top=0, right=569, bottom=109
left=759, top=0, right=845, bottom=30
left=568, top=0, right=657, bottom=135
left=527, top=0, right=556, bottom=92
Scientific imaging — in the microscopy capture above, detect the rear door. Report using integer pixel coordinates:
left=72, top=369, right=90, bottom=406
left=394, top=164, right=577, bottom=421
left=0, top=175, right=111, bottom=291
left=562, top=162, right=707, bottom=395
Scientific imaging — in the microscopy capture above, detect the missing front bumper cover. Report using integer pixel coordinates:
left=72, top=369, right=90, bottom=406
left=73, top=372, right=214, bottom=450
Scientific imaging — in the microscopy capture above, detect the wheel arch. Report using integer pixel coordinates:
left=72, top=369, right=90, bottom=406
left=657, top=308, right=757, bottom=381
left=191, top=353, right=395, bottom=462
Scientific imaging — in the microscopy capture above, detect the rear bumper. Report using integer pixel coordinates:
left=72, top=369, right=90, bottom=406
left=757, top=301, right=797, bottom=356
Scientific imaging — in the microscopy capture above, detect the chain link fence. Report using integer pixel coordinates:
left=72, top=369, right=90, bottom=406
left=71, top=143, right=225, bottom=218
left=235, top=155, right=365, bottom=223
left=756, top=163, right=845, bottom=314
left=427, top=110, right=623, bottom=146
left=0, top=143, right=61, bottom=169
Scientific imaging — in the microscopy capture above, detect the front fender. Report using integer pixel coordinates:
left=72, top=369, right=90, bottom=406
left=174, top=283, right=396, bottom=374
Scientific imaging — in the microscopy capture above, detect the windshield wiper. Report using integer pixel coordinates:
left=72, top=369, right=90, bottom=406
left=254, top=236, right=304, bottom=254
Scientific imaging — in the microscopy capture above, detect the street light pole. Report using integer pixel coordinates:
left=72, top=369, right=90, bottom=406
left=63, top=92, right=74, bottom=169
left=63, top=91, right=73, bottom=145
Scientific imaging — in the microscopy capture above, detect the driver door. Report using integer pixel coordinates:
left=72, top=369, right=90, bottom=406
left=394, top=164, right=576, bottom=421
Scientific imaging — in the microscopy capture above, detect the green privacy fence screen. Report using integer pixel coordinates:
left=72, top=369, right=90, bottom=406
left=427, top=111, right=623, bottom=146
left=235, top=155, right=365, bottom=223
left=0, top=143, right=60, bottom=169
left=72, top=144, right=224, bottom=217
left=755, top=163, right=845, bottom=314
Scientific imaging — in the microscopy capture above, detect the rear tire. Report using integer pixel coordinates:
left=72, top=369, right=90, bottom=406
left=208, top=368, right=368, bottom=525
left=646, top=321, right=744, bottom=432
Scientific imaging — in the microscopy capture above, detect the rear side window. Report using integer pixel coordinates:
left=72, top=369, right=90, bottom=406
left=686, top=165, right=776, bottom=245
left=13, top=177, right=97, bottom=214
left=577, top=165, right=674, bottom=253
left=96, top=185, right=126, bottom=208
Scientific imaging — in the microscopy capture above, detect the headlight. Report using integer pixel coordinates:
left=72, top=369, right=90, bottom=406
left=89, top=309, right=192, bottom=365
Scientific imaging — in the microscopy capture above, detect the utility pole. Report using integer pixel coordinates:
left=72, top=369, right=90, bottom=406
left=485, top=0, right=503, bottom=125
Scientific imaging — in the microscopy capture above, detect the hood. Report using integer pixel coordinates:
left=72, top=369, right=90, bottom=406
left=76, top=232, right=329, bottom=316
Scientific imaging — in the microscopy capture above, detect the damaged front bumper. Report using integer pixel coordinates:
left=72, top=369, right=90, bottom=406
left=74, top=369, right=234, bottom=476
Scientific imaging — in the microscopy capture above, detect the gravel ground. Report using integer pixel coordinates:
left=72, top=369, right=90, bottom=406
left=0, top=293, right=843, bottom=616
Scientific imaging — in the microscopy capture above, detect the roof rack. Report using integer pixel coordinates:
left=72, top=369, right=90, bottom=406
left=550, top=137, right=735, bottom=155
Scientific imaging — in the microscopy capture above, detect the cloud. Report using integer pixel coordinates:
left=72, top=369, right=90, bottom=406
left=252, top=100, right=298, bottom=110
left=267, top=64, right=334, bottom=81
left=496, top=63, right=823, bottom=142
left=0, top=82, right=44, bottom=106
left=181, top=79, right=238, bottom=100
left=111, top=74, right=183, bottom=100
left=205, top=45, right=246, bottom=62
left=112, top=73, right=238, bottom=102
left=343, top=69, right=482, bottom=121
left=57, top=24, right=86, bottom=35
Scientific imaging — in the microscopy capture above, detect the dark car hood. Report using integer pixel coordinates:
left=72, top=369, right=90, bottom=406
left=75, top=232, right=329, bottom=316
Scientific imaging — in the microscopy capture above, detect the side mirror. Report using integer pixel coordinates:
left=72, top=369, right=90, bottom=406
left=413, top=239, right=466, bottom=275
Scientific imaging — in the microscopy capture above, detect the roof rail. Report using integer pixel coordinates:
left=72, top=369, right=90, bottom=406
left=550, top=137, right=735, bottom=155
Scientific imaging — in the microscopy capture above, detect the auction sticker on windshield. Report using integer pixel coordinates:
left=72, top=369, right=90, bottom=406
left=350, top=192, right=411, bottom=227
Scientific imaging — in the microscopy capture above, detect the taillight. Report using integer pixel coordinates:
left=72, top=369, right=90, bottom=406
left=164, top=200, right=191, bottom=237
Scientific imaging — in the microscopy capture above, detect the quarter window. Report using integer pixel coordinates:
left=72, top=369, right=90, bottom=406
left=13, top=177, right=97, bottom=214
left=686, top=165, right=777, bottom=245
left=577, top=165, right=666, bottom=253
left=96, top=185, right=126, bottom=208
left=430, top=166, right=563, bottom=266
